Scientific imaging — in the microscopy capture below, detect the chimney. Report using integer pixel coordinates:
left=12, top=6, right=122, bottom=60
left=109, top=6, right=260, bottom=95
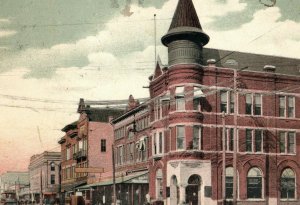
left=263, top=65, right=276, bottom=72
left=207, top=59, right=216, bottom=67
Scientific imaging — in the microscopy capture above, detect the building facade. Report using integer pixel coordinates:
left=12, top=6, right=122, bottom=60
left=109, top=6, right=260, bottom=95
left=28, top=151, right=61, bottom=204
left=0, top=171, right=29, bottom=203
left=108, top=95, right=150, bottom=205
left=145, top=0, right=300, bottom=205
left=58, top=99, right=123, bottom=205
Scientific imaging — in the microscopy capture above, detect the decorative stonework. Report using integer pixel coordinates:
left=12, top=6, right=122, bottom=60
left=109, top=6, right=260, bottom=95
left=182, top=161, right=204, bottom=169
left=170, top=161, right=179, bottom=168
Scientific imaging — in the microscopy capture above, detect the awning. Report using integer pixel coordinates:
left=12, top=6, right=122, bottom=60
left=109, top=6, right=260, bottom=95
left=194, top=87, right=204, bottom=98
left=61, top=181, right=86, bottom=192
left=77, top=171, right=149, bottom=189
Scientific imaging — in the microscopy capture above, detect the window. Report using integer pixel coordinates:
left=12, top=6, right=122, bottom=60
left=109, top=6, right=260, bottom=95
left=220, top=91, right=227, bottom=113
left=153, top=132, right=163, bottom=155
left=279, top=96, right=285, bottom=117
left=176, top=126, right=185, bottom=150
left=245, top=94, right=262, bottom=115
left=79, top=140, right=83, bottom=150
left=254, top=94, right=262, bottom=115
left=281, top=168, right=296, bottom=199
left=279, top=96, right=295, bottom=118
left=156, top=169, right=163, bottom=199
left=50, top=174, right=55, bottom=184
left=193, top=87, right=204, bottom=111
left=245, top=129, right=263, bottom=153
left=247, top=168, right=262, bottom=199
left=153, top=133, right=157, bottom=155
left=225, top=167, right=234, bottom=199
left=175, top=86, right=185, bottom=110
left=66, top=148, right=70, bottom=160
left=192, top=126, right=201, bottom=150
left=101, top=139, right=106, bottom=152
left=287, top=97, right=295, bottom=118
left=154, top=98, right=160, bottom=120
left=246, top=129, right=252, bottom=152
left=220, top=91, right=234, bottom=114
left=246, top=94, right=252, bottom=115
left=225, top=128, right=234, bottom=151
left=137, top=137, right=148, bottom=162
left=280, top=132, right=296, bottom=154
left=161, top=97, right=170, bottom=118
left=254, top=130, right=262, bottom=152
left=50, top=162, right=55, bottom=171
left=159, top=132, right=163, bottom=154
left=127, top=143, right=134, bottom=163
left=120, top=145, right=124, bottom=165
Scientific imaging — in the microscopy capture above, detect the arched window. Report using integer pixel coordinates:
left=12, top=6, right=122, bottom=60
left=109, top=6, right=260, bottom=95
left=225, top=167, right=234, bottom=199
left=50, top=162, right=55, bottom=171
left=156, top=169, right=163, bottom=200
left=281, top=168, right=296, bottom=199
left=247, top=167, right=263, bottom=199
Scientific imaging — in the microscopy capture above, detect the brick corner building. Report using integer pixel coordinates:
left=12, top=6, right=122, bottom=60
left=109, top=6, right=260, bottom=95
left=145, top=0, right=300, bottom=205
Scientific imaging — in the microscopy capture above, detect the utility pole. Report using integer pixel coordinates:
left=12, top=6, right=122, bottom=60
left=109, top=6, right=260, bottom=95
left=233, top=69, right=238, bottom=205
left=154, top=14, right=157, bottom=66
left=112, top=144, right=116, bottom=205
left=222, top=112, right=226, bottom=205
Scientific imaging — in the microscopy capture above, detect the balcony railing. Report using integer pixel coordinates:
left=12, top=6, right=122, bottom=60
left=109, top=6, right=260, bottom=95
left=74, top=149, right=87, bottom=162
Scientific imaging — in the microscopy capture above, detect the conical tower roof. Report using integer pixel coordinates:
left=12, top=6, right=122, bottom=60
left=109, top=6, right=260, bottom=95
left=161, top=0, right=209, bottom=46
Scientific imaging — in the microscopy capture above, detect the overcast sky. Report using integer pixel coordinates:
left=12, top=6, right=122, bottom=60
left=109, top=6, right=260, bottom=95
left=0, top=0, right=299, bottom=174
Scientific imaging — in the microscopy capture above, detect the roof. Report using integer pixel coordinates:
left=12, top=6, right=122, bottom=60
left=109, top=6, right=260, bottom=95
left=203, top=48, right=300, bottom=76
left=162, top=0, right=209, bottom=46
left=77, top=171, right=148, bottom=189
left=111, top=103, right=148, bottom=124
left=169, top=0, right=202, bottom=30
left=61, top=121, right=78, bottom=132
left=86, top=108, right=124, bottom=122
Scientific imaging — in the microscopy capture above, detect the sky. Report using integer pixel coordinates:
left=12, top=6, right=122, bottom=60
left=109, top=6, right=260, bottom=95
left=0, top=0, right=299, bottom=174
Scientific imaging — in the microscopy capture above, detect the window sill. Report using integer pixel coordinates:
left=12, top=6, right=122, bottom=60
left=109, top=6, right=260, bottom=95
left=280, top=199, right=297, bottom=201
left=245, top=198, right=265, bottom=201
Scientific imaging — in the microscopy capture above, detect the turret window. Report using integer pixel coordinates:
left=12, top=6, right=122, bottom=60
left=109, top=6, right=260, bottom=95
left=193, top=87, right=204, bottom=111
left=175, top=86, right=185, bottom=110
left=176, top=126, right=185, bottom=150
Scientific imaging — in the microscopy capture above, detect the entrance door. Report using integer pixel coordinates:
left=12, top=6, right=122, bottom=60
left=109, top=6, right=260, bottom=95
left=186, top=175, right=201, bottom=205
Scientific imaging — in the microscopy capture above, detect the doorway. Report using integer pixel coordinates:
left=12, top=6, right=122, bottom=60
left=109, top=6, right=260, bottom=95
left=186, top=175, right=201, bottom=205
